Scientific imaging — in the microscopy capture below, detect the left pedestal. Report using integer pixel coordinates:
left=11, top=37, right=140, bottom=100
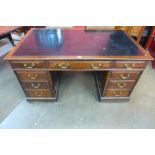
left=10, top=61, right=60, bottom=101
left=15, top=70, right=60, bottom=101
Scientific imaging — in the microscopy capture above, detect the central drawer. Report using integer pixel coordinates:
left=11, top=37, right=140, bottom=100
left=49, top=61, right=113, bottom=70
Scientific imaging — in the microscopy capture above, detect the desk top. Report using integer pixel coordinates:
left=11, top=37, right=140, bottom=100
left=5, top=28, right=152, bottom=61
left=0, top=26, right=21, bottom=36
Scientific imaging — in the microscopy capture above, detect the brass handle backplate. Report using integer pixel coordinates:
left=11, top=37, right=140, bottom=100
left=31, top=83, right=40, bottom=89
left=120, top=74, right=130, bottom=80
left=91, top=64, right=101, bottom=69
left=114, top=91, right=122, bottom=97
left=57, top=63, right=70, bottom=69
left=27, top=74, right=38, bottom=80
left=34, top=91, right=44, bottom=97
left=24, top=63, right=35, bottom=69
left=124, top=63, right=135, bottom=69
left=117, top=82, right=126, bottom=88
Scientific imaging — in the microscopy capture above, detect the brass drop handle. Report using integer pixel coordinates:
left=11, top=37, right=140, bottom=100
left=124, top=63, right=135, bottom=69
left=117, top=82, right=126, bottom=88
left=27, top=74, right=38, bottom=80
left=34, top=91, right=44, bottom=97
left=120, top=73, right=130, bottom=80
left=114, top=91, right=122, bottom=97
left=31, top=83, right=40, bottom=89
left=91, top=64, right=101, bottom=69
left=57, top=63, right=70, bottom=69
left=24, top=63, right=35, bottom=69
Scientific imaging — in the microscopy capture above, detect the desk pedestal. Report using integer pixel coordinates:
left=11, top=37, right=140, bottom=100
left=94, top=71, right=142, bottom=101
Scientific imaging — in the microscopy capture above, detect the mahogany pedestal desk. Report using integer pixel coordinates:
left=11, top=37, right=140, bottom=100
left=4, top=28, right=152, bottom=102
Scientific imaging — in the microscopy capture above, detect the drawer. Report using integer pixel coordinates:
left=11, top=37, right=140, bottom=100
left=104, top=89, right=130, bottom=97
left=16, top=71, right=50, bottom=81
left=114, top=61, right=146, bottom=69
left=107, top=80, right=135, bottom=89
left=21, top=82, right=50, bottom=89
left=25, top=89, right=53, bottom=97
left=110, top=71, right=141, bottom=80
left=10, top=61, right=47, bottom=69
left=49, top=61, right=113, bottom=70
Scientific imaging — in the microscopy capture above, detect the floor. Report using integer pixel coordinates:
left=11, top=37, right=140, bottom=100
left=1, top=38, right=155, bottom=128
left=0, top=38, right=24, bottom=122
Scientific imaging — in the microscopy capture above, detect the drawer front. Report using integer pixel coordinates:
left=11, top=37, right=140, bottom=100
left=114, top=61, right=146, bottom=69
left=105, top=89, right=130, bottom=97
left=49, top=61, right=113, bottom=70
left=110, top=71, right=141, bottom=80
left=16, top=71, right=50, bottom=81
left=10, top=61, right=47, bottom=69
left=21, top=82, right=50, bottom=89
left=107, top=80, right=135, bottom=89
left=25, top=89, right=53, bottom=97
